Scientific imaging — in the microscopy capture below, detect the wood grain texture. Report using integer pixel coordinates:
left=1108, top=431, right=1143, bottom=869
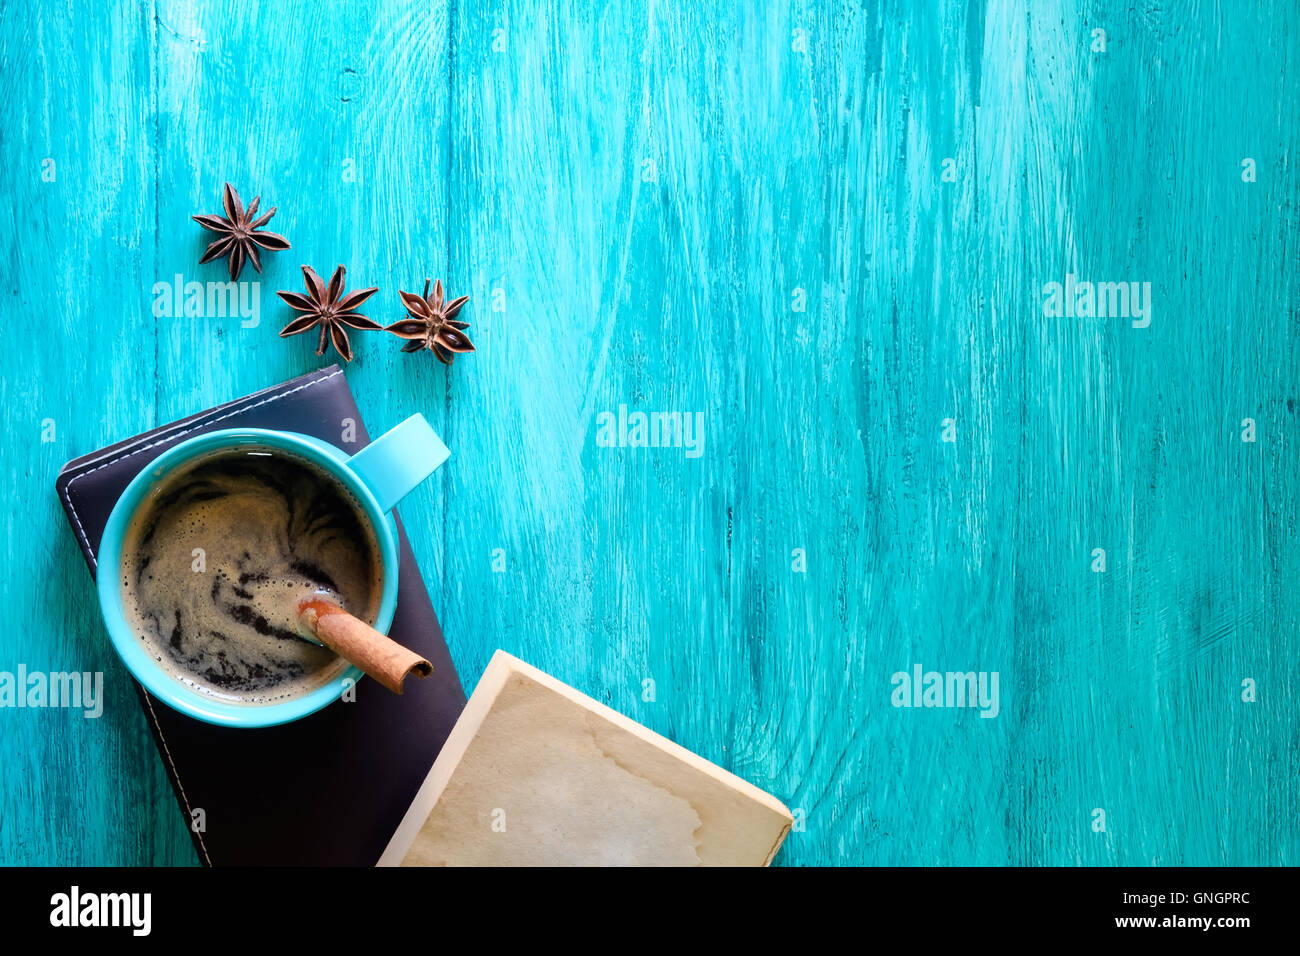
left=1, top=0, right=1297, bottom=866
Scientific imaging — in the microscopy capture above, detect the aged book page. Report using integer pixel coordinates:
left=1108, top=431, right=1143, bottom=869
left=380, top=651, right=792, bottom=867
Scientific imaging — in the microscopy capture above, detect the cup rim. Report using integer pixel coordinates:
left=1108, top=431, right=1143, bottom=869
left=96, top=427, right=399, bottom=728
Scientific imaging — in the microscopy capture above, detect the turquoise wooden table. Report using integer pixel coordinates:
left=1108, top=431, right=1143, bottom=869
left=2, top=0, right=1297, bottom=867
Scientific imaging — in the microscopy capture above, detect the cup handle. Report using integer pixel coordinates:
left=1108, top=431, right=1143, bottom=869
left=347, top=414, right=449, bottom=513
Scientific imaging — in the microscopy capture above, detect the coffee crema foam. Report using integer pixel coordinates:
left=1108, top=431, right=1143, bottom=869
left=119, top=446, right=383, bottom=704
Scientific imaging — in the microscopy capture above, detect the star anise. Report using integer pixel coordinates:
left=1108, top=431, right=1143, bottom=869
left=385, top=279, right=474, bottom=364
left=277, top=265, right=380, bottom=362
left=192, top=183, right=290, bottom=281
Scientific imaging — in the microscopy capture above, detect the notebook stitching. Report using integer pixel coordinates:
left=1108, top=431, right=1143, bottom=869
left=62, top=368, right=343, bottom=567
left=60, top=367, right=343, bottom=472
left=142, top=692, right=213, bottom=866
left=61, top=367, right=343, bottom=869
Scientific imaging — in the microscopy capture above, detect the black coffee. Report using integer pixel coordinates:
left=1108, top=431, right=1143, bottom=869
left=119, top=445, right=383, bottom=703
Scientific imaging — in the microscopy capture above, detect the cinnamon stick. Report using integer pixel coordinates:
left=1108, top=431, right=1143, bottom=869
left=298, top=598, right=432, bottom=695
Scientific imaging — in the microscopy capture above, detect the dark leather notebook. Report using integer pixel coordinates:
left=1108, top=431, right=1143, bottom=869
left=54, top=365, right=466, bottom=866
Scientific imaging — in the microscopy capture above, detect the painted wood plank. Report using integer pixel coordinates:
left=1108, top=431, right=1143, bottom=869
left=148, top=0, right=456, bottom=863
left=0, top=0, right=189, bottom=865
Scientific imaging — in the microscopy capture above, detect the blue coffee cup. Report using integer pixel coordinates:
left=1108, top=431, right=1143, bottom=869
left=96, top=413, right=448, bottom=728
